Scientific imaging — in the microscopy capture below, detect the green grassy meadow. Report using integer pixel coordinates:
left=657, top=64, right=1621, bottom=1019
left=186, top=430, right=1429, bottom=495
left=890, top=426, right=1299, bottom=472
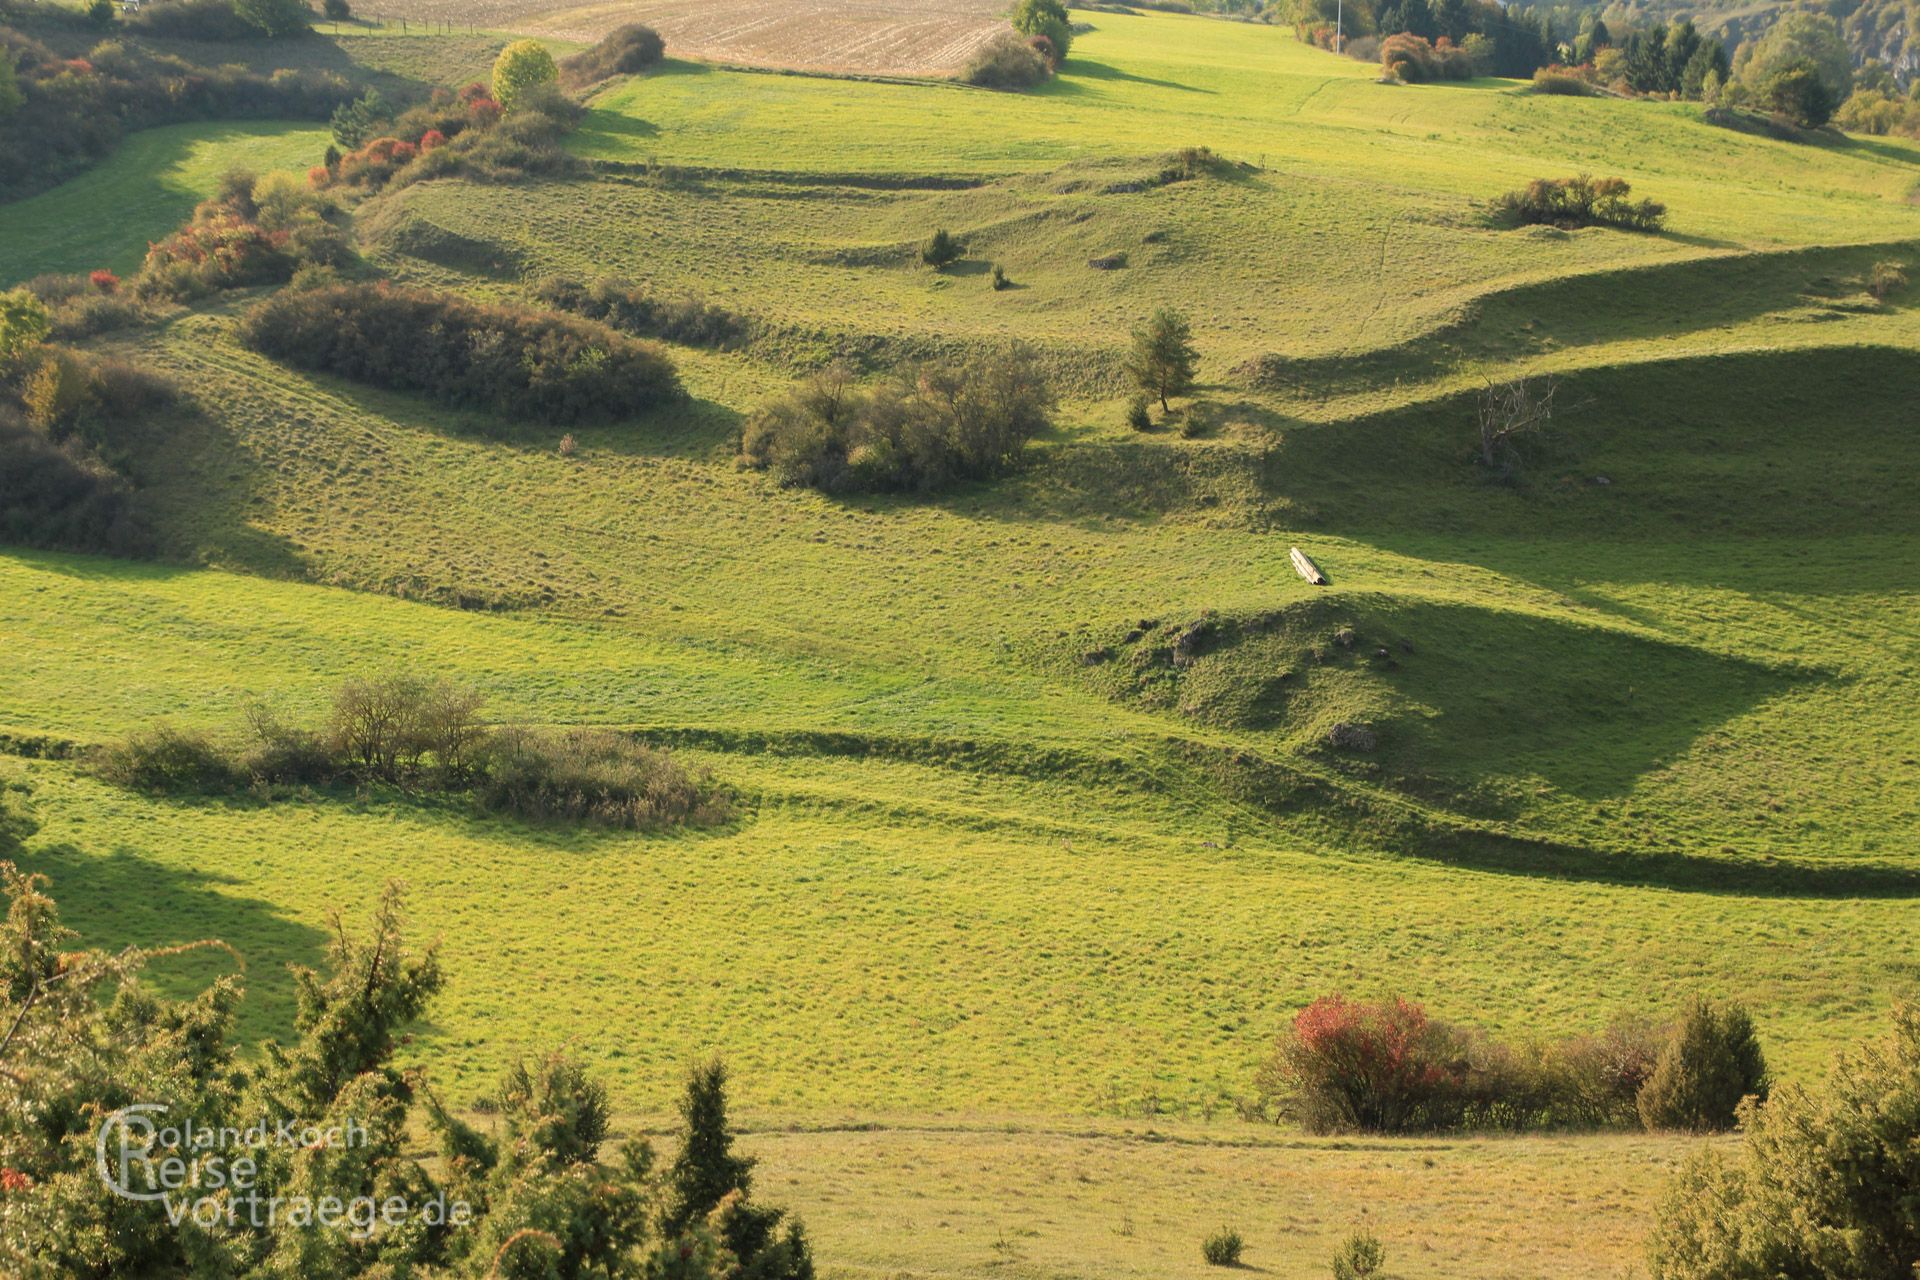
left=4, top=11, right=1920, bottom=1276
left=0, top=121, right=334, bottom=283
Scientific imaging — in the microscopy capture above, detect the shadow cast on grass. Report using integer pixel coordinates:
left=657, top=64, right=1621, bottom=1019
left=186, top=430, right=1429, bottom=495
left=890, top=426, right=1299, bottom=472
left=19, top=841, right=330, bottom=1045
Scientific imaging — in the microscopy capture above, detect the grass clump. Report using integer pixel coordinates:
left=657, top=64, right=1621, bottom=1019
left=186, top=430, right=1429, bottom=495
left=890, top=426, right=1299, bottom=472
left=243, top=282, right=682, bottom=425
left=1200, top=1226, right=1244, bottom=1266
left=921, top=227, right=964, bottom=269
left=1491, top=175, right=1666, bottom=232
left=740, top=347, right=1054, bottom=494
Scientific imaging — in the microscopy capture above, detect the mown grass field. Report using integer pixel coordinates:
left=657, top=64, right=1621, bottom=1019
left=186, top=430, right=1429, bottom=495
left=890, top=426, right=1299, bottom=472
left=3, top=10, right=1919, bottom=1276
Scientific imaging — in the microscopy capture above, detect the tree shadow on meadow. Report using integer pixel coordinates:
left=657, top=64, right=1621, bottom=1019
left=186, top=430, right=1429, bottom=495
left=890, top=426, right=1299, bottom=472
left=18, top=842, right=330, bottom=1046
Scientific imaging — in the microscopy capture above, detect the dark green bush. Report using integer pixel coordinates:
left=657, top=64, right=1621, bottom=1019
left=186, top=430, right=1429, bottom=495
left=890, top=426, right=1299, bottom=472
left=1492, top=175, right=1667, bottom=232
left=94, top=723, right=241, bottom=792
left=0, top=405, right=148, bottom=555
left=476, top=728, right=731, bottom=829
left=1646, top=1003, right=1920, bottom=1279
left=535, top=276, right=751, bottom=348
left=1331, top=1231, right=1386, bottom=1280
left=1126, top=393, right=1153, bottom=430
left=1637, top=997, right=1770, bottom=1132
left=921, top=227, right=964, bottom=268
left=243, top=283, right=683, bottom=425
left=123, top=0, right=260, bottom=41
left=1201, top=1227, right=1243, bottom=1266
left=559, top=23, right=665, bottom=88
left=740, top=346, right=1054, bottom=494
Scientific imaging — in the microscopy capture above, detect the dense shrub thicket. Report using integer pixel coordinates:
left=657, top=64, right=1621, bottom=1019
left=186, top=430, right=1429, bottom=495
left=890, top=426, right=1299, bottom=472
left=123, top=0, right=309, bottom=40
left=1491, top=175, right=1666, bottom=232
left=964, top=30, right=1052, bottom=88
left=1255, top=994, right=1766, bottom=1134
left=559, top=23, right=665, bottom=88
left=534, top=276, right=751, bottom=348
left=243, top=283, right=683, bottom=424
left=0, top=868, right=811, bottom=1278
left=95, top=673, right=732, bottom=830
left=1647, top=1003, right=1920, bottom=1280
left=739, top=347, right=1054, bottom=494
left=478, top=728, right=732, bottom=829
left=135, top=168, right=353, bottom=301
left=1380, top=32, right=1475, bottom=81
left=0, top=404, right=147, bottom=554
left=0, top=26, right=351, bottom=202
left=0, top=295, right=171, bottom=555
left=317, top=81, right=584, bottom=193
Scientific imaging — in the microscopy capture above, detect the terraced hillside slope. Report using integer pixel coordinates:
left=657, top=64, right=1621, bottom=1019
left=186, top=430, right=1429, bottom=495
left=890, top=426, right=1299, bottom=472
left=2, top=12, right=1917, bottom=1278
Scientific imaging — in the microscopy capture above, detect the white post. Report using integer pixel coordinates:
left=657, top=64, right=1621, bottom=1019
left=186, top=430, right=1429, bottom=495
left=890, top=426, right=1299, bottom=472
left=1335, top=0, right=1343, bottom=54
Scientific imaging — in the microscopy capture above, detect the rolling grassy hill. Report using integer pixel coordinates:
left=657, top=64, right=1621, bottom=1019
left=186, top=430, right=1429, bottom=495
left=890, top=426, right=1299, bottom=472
left=2, top=10, right=1917, bottom=1276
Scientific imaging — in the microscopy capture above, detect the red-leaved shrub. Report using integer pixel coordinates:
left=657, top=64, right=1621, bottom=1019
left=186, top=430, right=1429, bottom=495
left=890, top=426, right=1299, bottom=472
left=87, top=270, right=118, bottom=294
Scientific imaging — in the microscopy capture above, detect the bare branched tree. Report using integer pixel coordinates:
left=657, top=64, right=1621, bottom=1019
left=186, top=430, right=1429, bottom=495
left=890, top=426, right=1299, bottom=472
left=1476, top=375, right=1558, bottom=472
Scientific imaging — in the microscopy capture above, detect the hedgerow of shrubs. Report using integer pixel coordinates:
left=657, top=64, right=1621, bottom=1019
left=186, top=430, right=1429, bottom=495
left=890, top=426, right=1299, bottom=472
left=1491, top=175, right=1666, bottom=232
left=0, top=27, right=352, bottom=202
left=558, top=23, right=665, bottom=88
left=739, top=347, right=1055, bottom=495
left=1381, top=32, right=1474, bottom=82
left=534, top=276, right=752, bottom=349
left=964, top=30, right=1052, bottom=89
left=94, top=674, right=733, bottom=831
left=1255, top=993, right=1766, bottom=1134
left=242, top=282, right=683, bottom=425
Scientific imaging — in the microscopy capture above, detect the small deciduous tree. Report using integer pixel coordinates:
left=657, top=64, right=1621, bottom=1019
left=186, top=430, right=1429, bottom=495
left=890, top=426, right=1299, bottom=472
left=1760, top=58, right=1836, bottom=127
left=493, top=39, right=560, bottom=113
left=1125, top=307, right=1199, bottom=412
left=1011, top=0, right=1072, bottom=64
left=1474, top=374, right=1556, bottom=471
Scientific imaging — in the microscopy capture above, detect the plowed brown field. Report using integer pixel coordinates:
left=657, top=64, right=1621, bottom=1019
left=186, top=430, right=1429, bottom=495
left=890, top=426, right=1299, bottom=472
left=362, top=0, right=1006, bottom=77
